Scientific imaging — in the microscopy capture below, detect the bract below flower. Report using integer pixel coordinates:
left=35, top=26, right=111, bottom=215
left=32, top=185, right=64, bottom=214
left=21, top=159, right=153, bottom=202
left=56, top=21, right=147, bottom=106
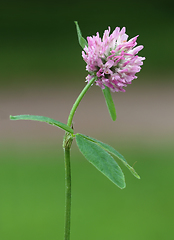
left=82, top=27, right=145, bottom=92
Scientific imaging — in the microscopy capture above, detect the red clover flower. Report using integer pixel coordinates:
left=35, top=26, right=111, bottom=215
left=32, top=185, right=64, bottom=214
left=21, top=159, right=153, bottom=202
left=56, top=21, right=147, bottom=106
left=82, top=27, right=145, bottom=92
left=10, top=22, right=144, bottom=240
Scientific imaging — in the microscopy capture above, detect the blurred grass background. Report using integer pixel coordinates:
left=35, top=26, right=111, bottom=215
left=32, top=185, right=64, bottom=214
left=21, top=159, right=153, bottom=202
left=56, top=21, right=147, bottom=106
left=0, top=0, right=174, bottom=239
left=1, top=144, right=174, bottom=240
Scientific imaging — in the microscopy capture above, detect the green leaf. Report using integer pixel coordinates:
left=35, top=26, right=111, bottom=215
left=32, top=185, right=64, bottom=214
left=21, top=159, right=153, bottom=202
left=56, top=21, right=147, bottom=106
left=76, top=133, right=126, bottom=189
left=102, top=86, right=116, bottom=121
left=77, top=134, right=140, bottom=179
left=10, top=115, right=74, bottom=134
left=74, top=21, right=88, bottom=49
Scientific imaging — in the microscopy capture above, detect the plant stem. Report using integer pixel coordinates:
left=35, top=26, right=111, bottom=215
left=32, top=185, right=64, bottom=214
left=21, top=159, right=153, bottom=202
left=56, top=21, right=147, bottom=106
left=63, top=76, right=96, bottom=240
left=67, top=76, right=96, bottom=127
left=64, top=146, right=71, bottom=240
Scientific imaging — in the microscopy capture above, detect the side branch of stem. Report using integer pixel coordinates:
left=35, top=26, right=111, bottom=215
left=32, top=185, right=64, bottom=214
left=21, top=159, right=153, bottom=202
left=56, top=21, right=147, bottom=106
left=67, top=76, right=96, bottom=127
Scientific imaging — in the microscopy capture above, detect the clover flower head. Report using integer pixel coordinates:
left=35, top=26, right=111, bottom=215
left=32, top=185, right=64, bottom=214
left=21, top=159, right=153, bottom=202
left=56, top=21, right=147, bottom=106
left=82, top=27, right=145, bottom=92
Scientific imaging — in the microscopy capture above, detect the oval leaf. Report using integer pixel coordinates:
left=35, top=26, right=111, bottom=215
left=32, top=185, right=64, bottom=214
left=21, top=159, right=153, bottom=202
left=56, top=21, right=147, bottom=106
left=74, top=21, right=88, bottom=49
left=76, top=134, right=125, bottom=189
left=102, top=86, right=116, bottom=121
left=77, top=133, right=140, bottom=179
left=10, top=115, right=74, bottom=134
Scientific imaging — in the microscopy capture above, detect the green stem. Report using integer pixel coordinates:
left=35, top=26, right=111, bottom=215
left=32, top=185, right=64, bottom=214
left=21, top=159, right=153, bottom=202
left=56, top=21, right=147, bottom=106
left=63, top=76, right=96, bottom=240
left=67, top=76, right=96, bottom=127
left=64, top=146, right=71, bottom=240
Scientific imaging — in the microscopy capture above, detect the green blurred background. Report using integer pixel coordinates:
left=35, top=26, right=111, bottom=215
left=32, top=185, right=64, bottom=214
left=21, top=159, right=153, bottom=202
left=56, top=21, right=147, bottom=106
left=1, top=0, right=174, bottom=239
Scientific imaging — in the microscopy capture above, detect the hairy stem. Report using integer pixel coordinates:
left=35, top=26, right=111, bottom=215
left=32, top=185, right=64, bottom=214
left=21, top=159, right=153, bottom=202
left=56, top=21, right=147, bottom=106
left=64, top=146, right=71, bottom=240
left=63, top=76, right=96, bottom=240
